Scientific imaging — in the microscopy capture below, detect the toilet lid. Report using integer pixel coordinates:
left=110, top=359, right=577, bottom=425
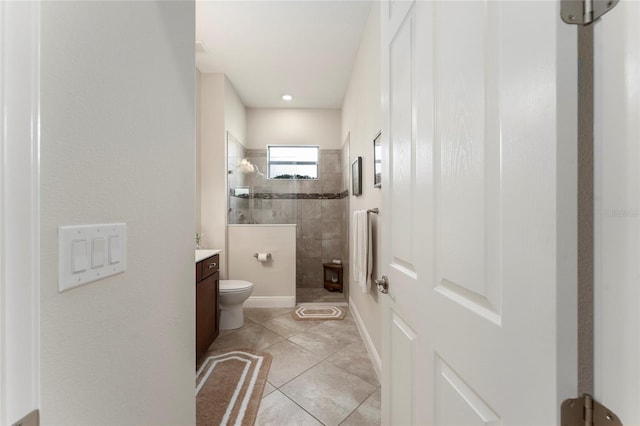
left=220, top=280, right=254, bottom=292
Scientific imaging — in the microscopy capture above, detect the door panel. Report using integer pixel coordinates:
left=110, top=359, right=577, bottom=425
left=389, top=312, right=416, bottom=425
left=389, top=10, right=416, bottom=274
left=382, top=3, right=429, bottom=423
left=388, top=0, right=414, bottom=32
left=381, top=1, right=578, bottom=424
left=434, top=356, right=500, bottom=426
left=434, top=1, right=502, bottom=323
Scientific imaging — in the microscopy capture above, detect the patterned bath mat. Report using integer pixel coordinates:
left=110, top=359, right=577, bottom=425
left=196, top=348, right=272, bottom=426
left=291, top=305, right=347, bottom=321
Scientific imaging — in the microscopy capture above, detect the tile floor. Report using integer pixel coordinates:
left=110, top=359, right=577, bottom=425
left=296, top=287, right=348, bottom=304
left=207, top=303, right=380, bottom=426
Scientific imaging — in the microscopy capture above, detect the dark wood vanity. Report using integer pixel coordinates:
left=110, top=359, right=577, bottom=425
left=196, top=252, right=219, bottom=359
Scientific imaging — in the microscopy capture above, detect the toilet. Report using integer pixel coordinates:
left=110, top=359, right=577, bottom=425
left=219, top=280, right=254, bottom=330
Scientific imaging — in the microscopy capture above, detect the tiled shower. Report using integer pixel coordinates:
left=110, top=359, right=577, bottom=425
left=228, top=137, right=350, bottom=302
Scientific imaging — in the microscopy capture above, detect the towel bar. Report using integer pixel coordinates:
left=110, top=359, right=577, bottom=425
left=367, top=208, right=379, bottom=214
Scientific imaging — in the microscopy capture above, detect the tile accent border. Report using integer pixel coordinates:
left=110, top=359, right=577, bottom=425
left=231, top=190, right=348, bottom=200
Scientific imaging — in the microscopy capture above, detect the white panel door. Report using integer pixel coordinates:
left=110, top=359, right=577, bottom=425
left=380, top=1, right=578, bottom=424
left=594, top=1, right=640, bottom=422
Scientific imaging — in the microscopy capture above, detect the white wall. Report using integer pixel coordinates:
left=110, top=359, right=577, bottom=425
left=196, top=69, right=202, bottom=232
left=246, top=108, right=342, bottom=149
left=39, top=2, right=195, bottom=424
left=341, top=2, right=382, bottom=361
left=199, top=74, right=226, bottom=276
left=228, top=225, right=297, bottom=308
left=225, top=77, right=247, bottom=144
left=199, top=73, right=246, bottom=278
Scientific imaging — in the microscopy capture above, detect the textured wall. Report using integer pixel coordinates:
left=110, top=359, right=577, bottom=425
left=39, top=1, right=195, bottom=424
left=196, top=70, right=202, bottom=235
left=246, top=108, right=342, bottom=149
left=341, top=2, right=382, bottom=355
left=199, top=73, right=246, bottom=278
left=199, top=74, right=227, bottom=277
left=228, top=225, right=296, bottom=307
left=342, top=137, right=351, bottom=301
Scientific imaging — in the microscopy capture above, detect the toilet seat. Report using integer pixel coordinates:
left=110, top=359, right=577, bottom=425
left=220, top=280, right=254, bottom=293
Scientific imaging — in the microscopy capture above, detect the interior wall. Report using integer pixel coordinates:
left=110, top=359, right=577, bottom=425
left=196, top=69, right=202, bottom=232
left=225, top=77, right=246, bottom=144
left=228, top=224, right=297, bottom=307
left=199, top=73, right=227, bottom=277
left=246, top=108, right=342, bottom=149
left=199, top=73, right=246, bottom=278
left=341, top=1, right=382, bottom=356
left=341, top=136, right=351, bottom=303
left=39, top=2, right=195, bottom=424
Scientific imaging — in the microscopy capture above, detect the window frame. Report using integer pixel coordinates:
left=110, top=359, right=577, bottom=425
left=267, top=145, right=320, bottom=180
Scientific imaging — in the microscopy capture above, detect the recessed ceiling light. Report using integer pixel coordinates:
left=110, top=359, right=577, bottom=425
left=281, top=94, right=293, bottom=101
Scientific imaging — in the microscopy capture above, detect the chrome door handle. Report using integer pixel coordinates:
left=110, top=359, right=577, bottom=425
left=208, top=262, right=217, bottom=269
left=375, top=275, right=389, bottom=294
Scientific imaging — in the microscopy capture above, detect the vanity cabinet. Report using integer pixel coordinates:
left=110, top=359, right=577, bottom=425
left=196, top=253, right=219, bottom=359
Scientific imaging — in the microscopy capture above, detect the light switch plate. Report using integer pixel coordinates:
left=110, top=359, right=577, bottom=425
left=58, top=223, right=127, bottom=292
left=91, top=237, right=106, bottom=268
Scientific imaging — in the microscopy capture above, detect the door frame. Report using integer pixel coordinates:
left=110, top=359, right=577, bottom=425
left=593, top=1, right=640, bottom=421
left=0, top=1, right=41, bottom=423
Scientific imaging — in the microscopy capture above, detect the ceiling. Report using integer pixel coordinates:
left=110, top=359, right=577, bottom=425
left=195, top=1, right=372, bottom=109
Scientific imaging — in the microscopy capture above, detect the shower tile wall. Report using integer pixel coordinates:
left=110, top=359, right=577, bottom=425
left=231, top=149, right=348, bottom=289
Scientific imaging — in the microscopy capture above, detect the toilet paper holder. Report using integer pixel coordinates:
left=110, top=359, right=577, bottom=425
left=253, top=253, right=272, bottom=260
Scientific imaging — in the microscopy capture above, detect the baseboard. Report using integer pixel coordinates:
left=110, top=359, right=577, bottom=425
left=349, top=296, right=382, bottom=382
left=245, top=296, right=296, bottom=308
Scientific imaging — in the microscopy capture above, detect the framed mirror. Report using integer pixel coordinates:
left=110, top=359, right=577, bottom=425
left=373, top=131, right=382, bottom=188
left=352, top=156, right=362, bottom=196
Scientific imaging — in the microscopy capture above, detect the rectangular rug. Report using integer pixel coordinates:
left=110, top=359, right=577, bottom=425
left=291, top=305, right=347, bottom=321
left=196, top=347, right=272, bottom=426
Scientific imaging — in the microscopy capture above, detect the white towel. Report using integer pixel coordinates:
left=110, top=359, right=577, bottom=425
left=352, top=210, right=372, bottom=293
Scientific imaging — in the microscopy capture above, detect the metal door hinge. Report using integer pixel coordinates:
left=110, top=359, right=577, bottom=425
left=561, top=0, right=619, bottom=25
left=561, top=394, right=622, bottom=426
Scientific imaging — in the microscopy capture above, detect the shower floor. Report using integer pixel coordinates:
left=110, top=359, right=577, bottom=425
left=296, top=287, right=347, bottom=304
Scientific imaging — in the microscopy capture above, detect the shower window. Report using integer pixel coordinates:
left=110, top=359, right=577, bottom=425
left=267, top=145, right=319, bottom=179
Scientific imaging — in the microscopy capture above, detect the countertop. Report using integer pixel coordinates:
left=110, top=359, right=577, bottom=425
left=195, top=249, right=221, bottom=263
